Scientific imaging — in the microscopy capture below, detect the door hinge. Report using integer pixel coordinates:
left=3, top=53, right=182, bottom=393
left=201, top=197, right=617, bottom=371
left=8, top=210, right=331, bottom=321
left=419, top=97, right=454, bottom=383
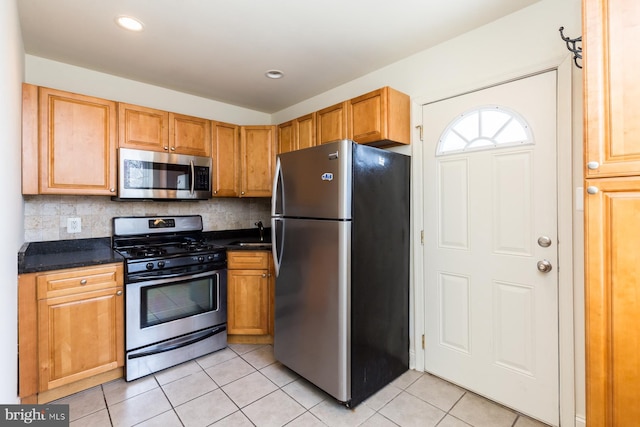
left=416, top=125, right=423, bottom=141
left=420, top=230, right=424, bottom=245
left=422, top=334, right=425, bottom=349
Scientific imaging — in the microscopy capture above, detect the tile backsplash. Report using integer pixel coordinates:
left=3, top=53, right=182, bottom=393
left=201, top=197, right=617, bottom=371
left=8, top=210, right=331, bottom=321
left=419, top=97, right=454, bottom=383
left=23, top=195, right=271, bottom=242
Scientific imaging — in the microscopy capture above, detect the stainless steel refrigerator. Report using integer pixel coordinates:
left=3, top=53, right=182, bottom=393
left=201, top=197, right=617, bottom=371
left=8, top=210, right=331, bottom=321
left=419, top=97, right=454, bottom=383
left=271, top=139, right=410, bottom=407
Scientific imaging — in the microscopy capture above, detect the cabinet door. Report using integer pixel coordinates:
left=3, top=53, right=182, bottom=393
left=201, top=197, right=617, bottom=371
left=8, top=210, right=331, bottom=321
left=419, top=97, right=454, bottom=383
left=316, top=101, right=348, bottom=145
left=348, top=86, right=410, bottom=146
left=584, top=0, right=640, bottom=177
left=585, top=177, right=640, bottom=426
left=169, top=113, right=211, bottom=157
left=278, top=120, right=296, bottom=154
left=212, top=121, right=240, bottom=197
left=118, top=103, right=169, bottom=152
left=227, top=269, right=270, bottom=335
left=38, top=286, right=124, bottom=391
left=296, top=112, right=316, bottom=150
left=240, top=125, right=276, bottom=197
left=38, top=87, right=117, bottom=195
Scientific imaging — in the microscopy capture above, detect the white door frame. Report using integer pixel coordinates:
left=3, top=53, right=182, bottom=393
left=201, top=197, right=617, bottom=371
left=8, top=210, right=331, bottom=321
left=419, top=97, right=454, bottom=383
left=410, top=56, right=575, bottom=426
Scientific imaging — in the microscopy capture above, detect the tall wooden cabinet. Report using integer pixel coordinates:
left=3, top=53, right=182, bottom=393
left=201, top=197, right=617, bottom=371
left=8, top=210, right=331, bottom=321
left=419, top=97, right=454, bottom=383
left=239, top=125, right=276, bottom=197
left=583, top=0, right=640, bottom=425
left=22, top=84, right=117, bottom=196
left=212, top=121, right=241, bottom=197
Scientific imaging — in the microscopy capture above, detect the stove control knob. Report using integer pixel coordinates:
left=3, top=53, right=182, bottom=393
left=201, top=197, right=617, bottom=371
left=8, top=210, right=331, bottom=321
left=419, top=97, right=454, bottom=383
left=198, top=256, right=205, bottom=263
left=157, top=261, right=165, bottom=268
left=146, top=262, right=154, bottom=270
left=208, top=255, right=214, bottom=261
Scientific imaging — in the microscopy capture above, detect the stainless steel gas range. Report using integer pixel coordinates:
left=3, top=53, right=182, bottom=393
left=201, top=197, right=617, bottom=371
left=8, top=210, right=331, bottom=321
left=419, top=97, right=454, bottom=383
left=112, top=215, right=227, bottom=381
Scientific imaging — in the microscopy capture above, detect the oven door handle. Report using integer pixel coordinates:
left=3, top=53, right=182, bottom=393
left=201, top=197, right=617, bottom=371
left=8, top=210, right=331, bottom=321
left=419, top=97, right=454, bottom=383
left=127, top=269, right=223, bottom=287
left=127, top=325, right=227, bottom=359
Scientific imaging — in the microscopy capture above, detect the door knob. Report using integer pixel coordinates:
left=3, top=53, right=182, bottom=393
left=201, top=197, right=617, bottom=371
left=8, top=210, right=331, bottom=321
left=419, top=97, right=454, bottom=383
left=537, top=260, right=552, bottom=273
left=537, top=236, right=552, bottom=247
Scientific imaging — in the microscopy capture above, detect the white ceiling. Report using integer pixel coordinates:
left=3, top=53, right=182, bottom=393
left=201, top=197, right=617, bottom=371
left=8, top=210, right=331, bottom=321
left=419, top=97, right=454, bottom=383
left=18, top=0, right=541, bottom=113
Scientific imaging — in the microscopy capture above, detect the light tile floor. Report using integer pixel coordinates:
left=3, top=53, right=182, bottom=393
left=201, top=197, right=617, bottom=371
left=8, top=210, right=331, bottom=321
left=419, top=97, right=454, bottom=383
left=54, top=344, right=551, bottom=427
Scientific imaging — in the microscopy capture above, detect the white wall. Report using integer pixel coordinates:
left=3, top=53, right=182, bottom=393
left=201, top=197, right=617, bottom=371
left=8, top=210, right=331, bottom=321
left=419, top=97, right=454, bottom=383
left=25, top=55, right=271, bottom=126
left=1, top=0, right=25, bottom=404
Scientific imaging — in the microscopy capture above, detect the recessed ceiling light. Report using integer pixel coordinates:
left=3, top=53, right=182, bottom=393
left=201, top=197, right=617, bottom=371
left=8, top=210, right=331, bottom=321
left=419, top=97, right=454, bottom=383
left=115, top=15, right=144, bottom=32
left=265, top=70, right=284, bottom=79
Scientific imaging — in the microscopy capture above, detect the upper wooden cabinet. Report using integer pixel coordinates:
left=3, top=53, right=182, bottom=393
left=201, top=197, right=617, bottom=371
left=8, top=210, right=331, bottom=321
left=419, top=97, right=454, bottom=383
left=583, top=0, right=640, bottom=177
left=240, top=125, right=276, bottom=197
left=277, top=112, right=316, bottom=154
left=22, top=84, right=117, bottom=196
left=212, top=121, right=240, bottom=197
left=348, top=87, right=410, bottom=147
left=316, top=101, right=349, bottom=145
left=119, top=103, right=211, bottom=157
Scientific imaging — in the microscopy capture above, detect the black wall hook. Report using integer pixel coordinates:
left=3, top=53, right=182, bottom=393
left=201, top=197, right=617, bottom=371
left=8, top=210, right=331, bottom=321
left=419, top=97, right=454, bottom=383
left=559, top=26, right=582, bottom=69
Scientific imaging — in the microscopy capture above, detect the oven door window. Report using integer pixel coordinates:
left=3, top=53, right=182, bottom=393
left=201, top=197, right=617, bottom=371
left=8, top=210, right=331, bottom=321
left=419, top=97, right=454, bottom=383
left=141, top=275, right=218, bottom=328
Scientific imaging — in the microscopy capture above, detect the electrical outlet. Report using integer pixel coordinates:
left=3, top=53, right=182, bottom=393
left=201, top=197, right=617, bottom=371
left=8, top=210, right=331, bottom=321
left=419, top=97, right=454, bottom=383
left=67, top=217, right=82, bottom=233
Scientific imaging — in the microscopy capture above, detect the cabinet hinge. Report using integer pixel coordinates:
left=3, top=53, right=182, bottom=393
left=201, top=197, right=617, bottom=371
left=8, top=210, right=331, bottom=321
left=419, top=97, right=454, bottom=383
left=422, top=334, right=425, bottom=349
left=416, top=125, right=423, bottom=141
left=420, top=230, right=424, bottom=245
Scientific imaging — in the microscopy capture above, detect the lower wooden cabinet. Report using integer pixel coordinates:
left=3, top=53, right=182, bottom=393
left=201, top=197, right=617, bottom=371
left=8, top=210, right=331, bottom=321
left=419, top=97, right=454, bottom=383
left=584, top=177, right=640, bottom=425
left=19, top=263, right=124, bottom=403
left=227, top=251, right=274, bottom=343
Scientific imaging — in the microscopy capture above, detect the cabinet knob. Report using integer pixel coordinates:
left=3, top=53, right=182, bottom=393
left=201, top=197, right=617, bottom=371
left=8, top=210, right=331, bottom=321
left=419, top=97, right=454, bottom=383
left=164, top=146, right=169, bottom=150
left=213, top=190, right=217, bottom=195
left=110, top=188, right=115, bottom=193
left=262, top=273, right=267, bottom=278
left=586, top=161, right=600, bottom=170
left=80, top=279, right=87, bottom=285
left=587, top=186, right=599, bottom=195
left=241, top=191, right=245, bottom=195
left=170, top=147, right=176, bottom=151
left=116, top=290, right=123, bottom=296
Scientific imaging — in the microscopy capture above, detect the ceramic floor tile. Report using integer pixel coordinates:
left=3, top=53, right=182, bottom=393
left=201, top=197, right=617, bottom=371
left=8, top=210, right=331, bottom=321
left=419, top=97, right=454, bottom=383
left=154, top=360, right=203, bottom=385
left=228, top=343, right=266, bottom=355
left=174, top=389, right=238, bottom=427
left=221, top=371, right=278, bottom=408
left=363, top=383, right=403, bottom=411
left=310, top=398, right=376, bottom=427
left=53, top=385, right=106, bottom=422
left=405, top=373, right=466, bottom=411
left=241, top=344, right=277, bottom=370
left=242, top=389, right=306, bottom=427
left=259, top=361, right=299, bottom=387
left=109, top=387, right=172, bottom=427
left=196, top=347, right=238, bottom=370
left=359, top=413, right=399, bottom=427
left=134, top=410, right=183, bottom=427
left=102, top=376, right=158, bottom=406
left=436, top=414, right=473, bottom=427
left=514, top=414, right=552, bottom=427
left=69, top=408, right=111, bottom=427
left=282, top=377, right=329, bottom=409
left=378, top=391, right=446, bottom=427
left=285, top=412, right=327, bottom=427
left=210, top=410, right=254, bottom=426
left=389, top=369, right=423, bottom=390
left=161, top=370, right=219, bottom=406
left=205, top=356, right=256, bottom=386
left=449, top=392, right=518, bottom=427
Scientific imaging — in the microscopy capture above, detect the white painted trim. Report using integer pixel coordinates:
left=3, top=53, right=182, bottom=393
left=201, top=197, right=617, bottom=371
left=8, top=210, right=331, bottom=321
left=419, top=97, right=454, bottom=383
left=411, top=56, right=576, bottom=426
left=575, top=415, right=586, bottom=427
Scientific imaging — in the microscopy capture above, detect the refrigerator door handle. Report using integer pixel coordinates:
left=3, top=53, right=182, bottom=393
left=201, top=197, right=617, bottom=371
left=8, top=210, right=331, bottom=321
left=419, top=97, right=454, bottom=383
left=271, top=157, right=283, bottom=217
left=271, top=217, right=283, bottom=276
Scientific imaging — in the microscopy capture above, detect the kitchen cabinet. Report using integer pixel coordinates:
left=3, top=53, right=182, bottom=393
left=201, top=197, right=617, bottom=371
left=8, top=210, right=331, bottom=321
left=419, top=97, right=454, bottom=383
left=583, top=0, right=640, bottom=425
left=348, top=86, right=410, bottom=147
left=227, top=251, right=273, bottom=343
left=19, top=263, right=124, bottom=403
left=277, top=113, right=316, bottom=154
left=212, top=121, right=241, bottom=197
left=119, top=103, right=211, bottom=157
left=239, top=125, right=276, bottom=197
left=22, top=84, right=117, bottom=196
left=316, top=101, right=349, bottom=145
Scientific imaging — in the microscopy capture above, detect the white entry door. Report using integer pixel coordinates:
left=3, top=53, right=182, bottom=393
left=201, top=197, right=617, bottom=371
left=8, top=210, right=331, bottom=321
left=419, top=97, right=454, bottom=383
left=422, top=71, right=559, bottom=425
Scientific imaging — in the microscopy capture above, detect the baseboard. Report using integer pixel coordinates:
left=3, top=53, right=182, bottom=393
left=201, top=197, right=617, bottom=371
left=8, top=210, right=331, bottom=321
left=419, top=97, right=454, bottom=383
left=575, top=415, right=586, bottom=427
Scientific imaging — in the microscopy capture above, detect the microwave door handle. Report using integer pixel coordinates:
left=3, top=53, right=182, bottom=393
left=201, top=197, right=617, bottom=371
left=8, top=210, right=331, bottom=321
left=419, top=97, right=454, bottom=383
left=190, top=160, right=195, bottom=195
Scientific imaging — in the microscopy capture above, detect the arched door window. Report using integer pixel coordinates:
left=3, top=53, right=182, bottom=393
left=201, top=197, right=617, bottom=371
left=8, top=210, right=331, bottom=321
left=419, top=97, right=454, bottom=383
left=436, top=105, right=533, bottom=156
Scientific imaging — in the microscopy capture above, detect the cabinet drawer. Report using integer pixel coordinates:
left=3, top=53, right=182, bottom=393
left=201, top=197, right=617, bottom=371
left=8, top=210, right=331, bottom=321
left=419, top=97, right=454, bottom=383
left=37, top=264, right=123, bottom=300
left=227, top=251, right=270, bottom=269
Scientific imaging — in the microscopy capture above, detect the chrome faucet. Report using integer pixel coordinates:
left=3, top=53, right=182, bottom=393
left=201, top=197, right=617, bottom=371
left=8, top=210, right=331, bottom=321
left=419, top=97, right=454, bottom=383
left=255, top=221, right=264, bottom=242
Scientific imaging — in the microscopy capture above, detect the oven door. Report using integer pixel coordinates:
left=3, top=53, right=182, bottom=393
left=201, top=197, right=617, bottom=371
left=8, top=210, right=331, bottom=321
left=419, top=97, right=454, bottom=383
left=126, top=269, right=227, bottom=351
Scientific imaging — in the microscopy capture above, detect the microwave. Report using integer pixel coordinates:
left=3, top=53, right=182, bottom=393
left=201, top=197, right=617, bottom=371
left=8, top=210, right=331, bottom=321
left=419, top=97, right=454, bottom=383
left=117, top=148, right=212, bottom=200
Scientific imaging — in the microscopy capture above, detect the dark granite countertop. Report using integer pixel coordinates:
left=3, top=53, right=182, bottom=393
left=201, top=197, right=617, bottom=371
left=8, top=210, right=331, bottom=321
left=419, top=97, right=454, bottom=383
left=18, top=228, right=272, bottom=274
